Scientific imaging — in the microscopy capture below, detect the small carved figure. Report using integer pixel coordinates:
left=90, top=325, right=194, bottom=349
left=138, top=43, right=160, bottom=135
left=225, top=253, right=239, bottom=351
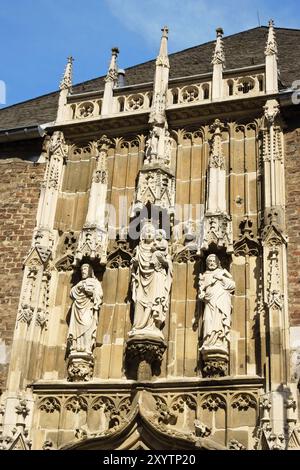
left=199, top=254, right=235, bottom=355
left=130, top=223, right=173, bottom=341
left=67, top=263, right=103, bottom=355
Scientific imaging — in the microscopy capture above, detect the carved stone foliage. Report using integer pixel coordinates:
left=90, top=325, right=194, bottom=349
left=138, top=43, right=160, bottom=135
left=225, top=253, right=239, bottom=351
left=202, top=394, right=226, bottom=412
left=67, top=354, right=94, bottom=382
left=15, top=399, right=30, bottom=421
left=262, top=124, right=282, bottom=162
left=285, top=397, right=297, bottom=425
left=261, top=209, right=286, bottom=311
left=262, top=208, right=285, bottom=244
left=208, top=119, right=226, bottom=170
left=231, top=394, right=257, bottom=411
left=132, top=168, right=175, bottom=216
left=17, top=304, right=34, bottom=325
left=39, top=397, right=61, bottom=414
left=126, top=339, right=167, bottom=381
left=146, top=390, right=259, bottom=446
left=33, top=389, right=261, bottom=449
left=234, top=217, right=260, bottom=257
left=42, top=440, right=55, bottom=450
left=258, top=424, right=286, bottom=450
left=0, top=429, right=32, bottom=451
left=171, top=394, right=197, bottom=414
left=228, top=439, right=246, bottom=450
left=37, top=393, right=132, bottom=442
left=30, top=244, right=52, bottom=264
left=202, top=359, right=228, bottom=378
left=65, top=396, right=88, bottom=414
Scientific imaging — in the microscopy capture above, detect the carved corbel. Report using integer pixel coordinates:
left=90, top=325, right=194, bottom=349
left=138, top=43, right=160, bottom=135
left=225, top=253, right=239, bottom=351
left=125, top=339, right=167, bottom=381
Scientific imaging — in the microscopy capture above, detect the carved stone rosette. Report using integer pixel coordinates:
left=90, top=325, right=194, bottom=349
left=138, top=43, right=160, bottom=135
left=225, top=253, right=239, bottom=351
left=67, top=352, right=94, bottom=382
left=125, top=338, right=167, bottom=381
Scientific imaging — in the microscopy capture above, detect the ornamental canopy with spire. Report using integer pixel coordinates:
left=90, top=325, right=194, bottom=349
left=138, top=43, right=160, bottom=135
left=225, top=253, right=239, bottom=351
left=212, top=27, right=225, bottom=65
left=265, top=19, right=278, bottom=56
left=105, top=47, right=119, bottom=84
left=59, top=56, right=74, bottom=91
left=149, top=26, right=170, bottom=126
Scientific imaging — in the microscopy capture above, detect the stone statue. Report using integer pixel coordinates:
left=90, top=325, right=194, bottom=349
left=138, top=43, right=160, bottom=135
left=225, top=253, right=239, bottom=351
left=68, top=263, right=103, bottom=355
left=129, top=223, right=173, bottom=341
left=199, top=254, right=235, bottom=361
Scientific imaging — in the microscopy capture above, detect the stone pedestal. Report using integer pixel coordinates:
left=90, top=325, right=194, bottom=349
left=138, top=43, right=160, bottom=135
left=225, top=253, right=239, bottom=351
left=201, top=349, right=228, bottom=378
left=67, top=352, right=94, bottom=382
left=126, top=338, right=167, bottom=381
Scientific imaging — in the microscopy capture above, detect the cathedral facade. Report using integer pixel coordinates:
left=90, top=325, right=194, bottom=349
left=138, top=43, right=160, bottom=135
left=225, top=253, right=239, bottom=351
left=0, top=22, right=300, bottom=450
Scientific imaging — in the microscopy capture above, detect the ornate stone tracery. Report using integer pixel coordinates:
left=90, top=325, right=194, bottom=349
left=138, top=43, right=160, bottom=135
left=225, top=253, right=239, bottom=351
left=1, top=21, right=299, bottom=453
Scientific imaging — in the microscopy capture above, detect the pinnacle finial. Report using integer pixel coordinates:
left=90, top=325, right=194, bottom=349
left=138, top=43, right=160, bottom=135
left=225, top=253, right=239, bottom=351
left=111, top=47, right=120, bottom=56
left=265, top=19, right=277, bottom=55
left=106, top=47, right=119, bottom=83
left=162, top=26, right=169, bottom=38
left=212, top=27, right=225, bottom=65
left=216, top=27, right=224, bottom=38
left=60, top=56, right=74, bottom=91
left=156, top=25, right=169, bottom=68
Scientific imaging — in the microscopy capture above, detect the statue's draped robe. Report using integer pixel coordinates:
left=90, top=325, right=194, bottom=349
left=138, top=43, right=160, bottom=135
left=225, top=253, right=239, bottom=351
left=131, top=241, right=172, bottom=339
left=68, top=277, right=103, bottom=354
left=201, top=268, right=235, bottom=351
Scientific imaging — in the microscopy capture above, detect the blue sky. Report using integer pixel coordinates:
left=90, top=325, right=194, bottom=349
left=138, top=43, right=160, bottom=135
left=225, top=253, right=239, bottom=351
left=0, top=0, right=299, bottom=107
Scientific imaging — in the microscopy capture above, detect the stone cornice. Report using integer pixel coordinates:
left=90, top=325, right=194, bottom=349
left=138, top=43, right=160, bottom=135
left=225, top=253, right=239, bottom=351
left=31, top=375, right=265, bottom=394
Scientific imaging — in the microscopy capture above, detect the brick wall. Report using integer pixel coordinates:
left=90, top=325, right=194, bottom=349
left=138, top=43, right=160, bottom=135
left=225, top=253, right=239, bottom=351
left=0, top=157, right=45, bottom=391
left=285, top=122, right=300, bottom=326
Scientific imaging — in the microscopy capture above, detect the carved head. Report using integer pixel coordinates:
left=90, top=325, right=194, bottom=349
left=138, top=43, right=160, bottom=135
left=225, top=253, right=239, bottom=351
left=206, top=254, right=220, bottom=271
left=81, top=263, right=94, bottom=280
left=141, top=223, right=156, bottom=243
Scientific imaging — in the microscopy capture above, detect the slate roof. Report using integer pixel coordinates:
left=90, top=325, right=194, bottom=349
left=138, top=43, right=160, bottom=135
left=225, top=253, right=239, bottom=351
left=0, top=26, right=299, bottom=131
